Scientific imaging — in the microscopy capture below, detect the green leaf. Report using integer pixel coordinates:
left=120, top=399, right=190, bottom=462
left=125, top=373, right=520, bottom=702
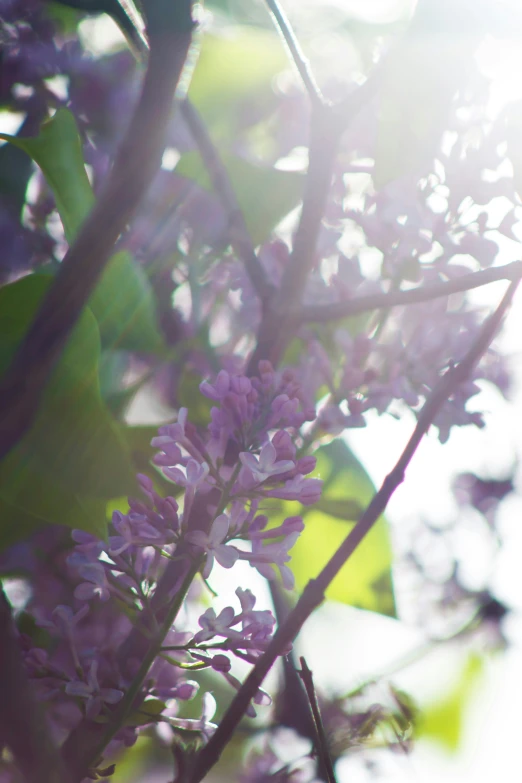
left=0, top=109, right=93, bottom=243
left=125, top=698, right=167, bottom=727
left=88, top=251, right=166, bottom=354
left=289, top=439, right=395, bottom=616
left=0, top=110, right=166, bottom=355
left=175, top=152, right=304, bottom=246
left=45, top=1, right=83, bottom=34
left=189, top=28, right=287, bottom=134
left=0, top=275, right=136, bottom=501
left=417, top=653, right=484, bottom=752
left=0, top=449, right=107, bottom=549
left=373, top=2, right=480, bottom=188
left=0, top=131, right=34, bottom=217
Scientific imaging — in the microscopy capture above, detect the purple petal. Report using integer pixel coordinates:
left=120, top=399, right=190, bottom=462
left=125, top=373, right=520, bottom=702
left=209, top=514, right=229, bottom=545
left=65, top=681, right=92, bottom=698
left=100, top=688, right=124, bottom=705
left=214, top=544, right=239, bottom=570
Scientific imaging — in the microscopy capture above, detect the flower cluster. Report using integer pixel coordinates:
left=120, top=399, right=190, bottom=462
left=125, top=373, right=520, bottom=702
left=14, top=366, right=322, bottom=770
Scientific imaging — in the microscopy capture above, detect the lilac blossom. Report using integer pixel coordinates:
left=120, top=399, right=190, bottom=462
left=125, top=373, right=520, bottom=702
left=109, top=511, right=165, bottom=556
left=239, top=441, right=295, bottom=486
left=163, top=457, right=209, bottom=488
left=65, top=661, right=123, bottom=720
left=264, top=475, right=323, bottom=506
left=240, top=531, right=302, bottom=590
left=194, top=607, right=245, bottom=644
left=73, top=562, right=111, bottom=603
left=186, top=514, right=240, bottom=578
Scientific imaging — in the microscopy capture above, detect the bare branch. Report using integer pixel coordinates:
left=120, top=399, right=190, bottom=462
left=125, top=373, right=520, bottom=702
left=180, top=99, right=274, bottom=304
left=0, top=586, right=71, bottom=783
left=0, top=8, right=195, bottom=462
left=192, top=276, right=520, bottom=783
left=265, top=0, right=325, bottom=108
left=248, top=108, right=339, bottom=371
left=298, top=261, right=522, bottom=324
left=247, top=69, right=379, bottom=372
left=298, top=657, right=338, bottom=783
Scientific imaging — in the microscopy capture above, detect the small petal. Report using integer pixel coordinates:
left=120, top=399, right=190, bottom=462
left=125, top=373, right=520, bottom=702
left=214, top=544, right=239, bottom=570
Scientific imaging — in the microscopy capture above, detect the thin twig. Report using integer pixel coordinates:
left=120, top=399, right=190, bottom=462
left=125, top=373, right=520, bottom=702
left=298, top=261, right=522, bottom=323
left=180, top=99, right=274, bottom=304
left=0, top=3, right=195, bottom=463
left=298, top=657, right=338, bottom=783
left=247, top=64, right=380, bottom=372
left=192, top=277, right=520, bottom=783
left=0, top=586, right=71, bottom=783
left=265, top=0, right=325, bottom=108
left=248, top=108, right=340, bottom=371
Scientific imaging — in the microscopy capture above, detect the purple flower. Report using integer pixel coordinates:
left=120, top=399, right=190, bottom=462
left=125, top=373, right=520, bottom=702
left=163, top=458, right=209, bottom=487
left=108, top=510, right=164, bottom=556
left=264, top=475, right=323, bottom=506
left=240, top=532, right=301, bottom=590
left=211, top=654, right=231, bottom=673
left=186, top=514, right=239, bottom=579
left=239, top=442, right=294, bottom=486
left=200, top=370, right=231, bottom=401
left=70, top=530, right=104, bottom=560
left=194, top=606, right=243, bottom=643
left=250, top=516, right=304, bottom=541
left=65, top=661, right=123, bottom=719
left=170, top=680, right=199, bottom=701
left=73, top=562, right=111, bottom=602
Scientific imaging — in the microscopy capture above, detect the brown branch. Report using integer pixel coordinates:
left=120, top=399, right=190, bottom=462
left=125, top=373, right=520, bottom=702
left=0, top=586, right=71, bottom=783
left=192, top=276, right=520, bottom=783
left=298, top=261, right=522, bottom=323
left=0, top=8, right=195, bottom=463
left=248, top=108, right=340, bottom=372
left=298, top=657, right=337, bottom=783
left=265, top=0, right=325, bottom=108
left=180, top=99, right=274, bottom=304
left=247, top=68, right=380, bottom=373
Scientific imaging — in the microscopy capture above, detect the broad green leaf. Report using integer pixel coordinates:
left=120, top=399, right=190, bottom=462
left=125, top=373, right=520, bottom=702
left=189, top=28, right=287, bottom=133
left=0, top=132, right=34, bottom=217
left=417, top=653, right=484, bottom=752
left=0, top=449, right=107, bottom=550
left=88, top=251, right=166, bottom=354
left=175, top=152, right=304, bottom=246
left=288, top=439, right=395, bottom=616
left=125, top=699, right=167, bottom=727
left=0, top=275, right=136, bottom=502
left=0, top=109, right=93, bottom=243
left=45, top=1, right=83, bottom=34
left=0, top=110, right=166, bottom=354
left=373, top=1, right=480, bottom=188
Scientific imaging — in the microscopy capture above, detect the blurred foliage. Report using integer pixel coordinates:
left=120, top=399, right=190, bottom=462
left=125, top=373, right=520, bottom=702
left=188, top=28, right=288, bottom=136
left=0, top=110, right=93, bottom=243
left=374, top=1, right=482, bottom=187
left=175, top=151, right=304, bottom=246
left=269, top=438, right=396, bottom=616
left=417, top=653, right=485, bottom=752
